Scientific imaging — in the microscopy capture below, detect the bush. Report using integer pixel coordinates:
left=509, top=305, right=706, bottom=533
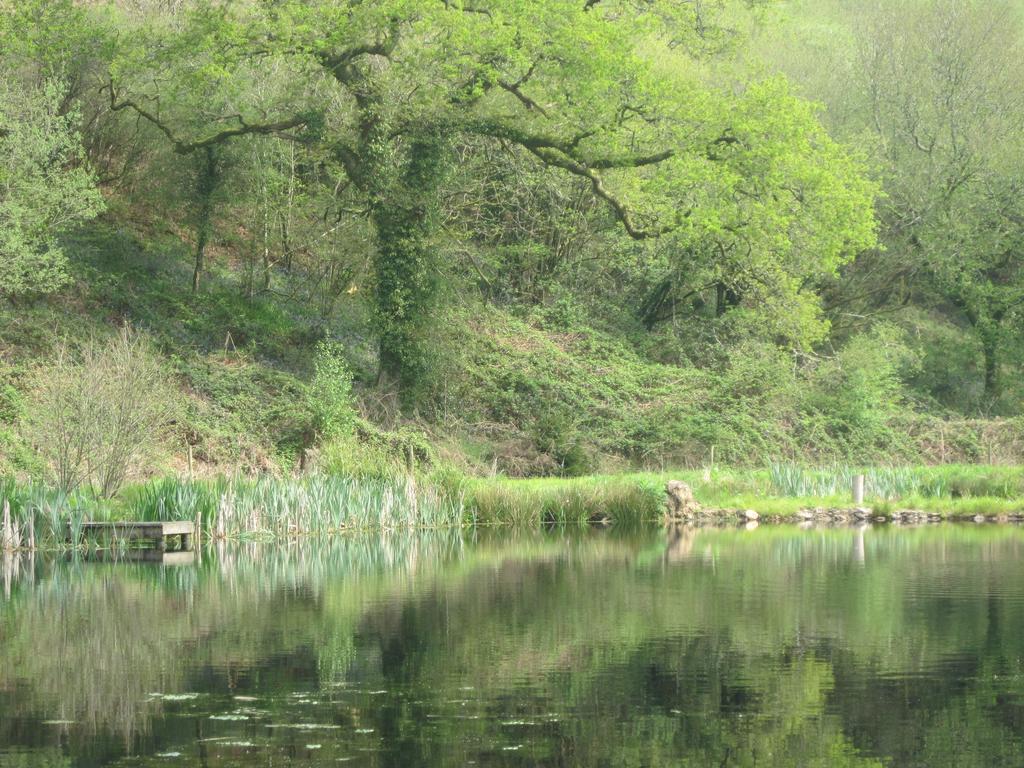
left=21, top=326, right=178, bottom=497
left=319, top=420, right=437, bottom=480
left=530, top=406, right=594, bottom=477
left=309, top=340, right=356, bottom=441
left=805, top=324, right=918, bottom=453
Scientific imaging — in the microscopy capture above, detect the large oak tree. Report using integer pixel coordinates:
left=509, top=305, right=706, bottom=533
left=107, top=0, right=876, bottom=397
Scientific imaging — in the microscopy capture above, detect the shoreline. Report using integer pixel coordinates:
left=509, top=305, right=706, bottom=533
left=2, top=465, right=1024, bottom=552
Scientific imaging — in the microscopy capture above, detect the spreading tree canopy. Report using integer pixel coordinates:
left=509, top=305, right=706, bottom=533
left=106, top=0, right=877, bottom=396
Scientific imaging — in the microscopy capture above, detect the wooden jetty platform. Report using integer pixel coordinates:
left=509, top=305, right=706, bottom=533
left=69, top=521, right=195, bottom=551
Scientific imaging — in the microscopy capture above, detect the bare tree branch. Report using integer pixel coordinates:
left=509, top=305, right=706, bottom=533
left=498, top=81, right=549, bottom=117
left=103, top=82, right=308, bottom=155
left=459, top=119, right=685, bottom=239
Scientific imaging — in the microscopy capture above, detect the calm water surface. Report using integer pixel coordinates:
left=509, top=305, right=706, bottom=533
left=2, top=525, right=1024, bottom=767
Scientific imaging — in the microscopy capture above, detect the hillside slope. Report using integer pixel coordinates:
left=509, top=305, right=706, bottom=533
left=2, top=219, right=1021, bottom=484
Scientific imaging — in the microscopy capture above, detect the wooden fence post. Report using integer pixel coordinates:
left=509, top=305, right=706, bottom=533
left=852, top=474, right=865, bottom=506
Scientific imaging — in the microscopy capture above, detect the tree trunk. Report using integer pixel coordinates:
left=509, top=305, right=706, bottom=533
left=328, top=64, right=447, bottom=402
left=981, top=327, right=999, bottom=401
left=279, top=213, right=293, bottom=272
left=715, top=282, right=740, bottom=317
left=371, top=199, right=437, bottom=389
left=367, top=136, right=447, bottom=398
left=261, top=206, right=272, bottom=293
left=192, top=146, right=219, bottom=293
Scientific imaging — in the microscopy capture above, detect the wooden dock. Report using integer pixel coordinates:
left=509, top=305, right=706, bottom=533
left=69, top=521, right=195, bottom=551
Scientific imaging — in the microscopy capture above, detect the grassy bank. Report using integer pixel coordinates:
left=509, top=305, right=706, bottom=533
left=464, top=475, right=665, bottom=526
left=3, top=463, right=1024, bottom=551
left=468, top=464, right=1024, bottom=521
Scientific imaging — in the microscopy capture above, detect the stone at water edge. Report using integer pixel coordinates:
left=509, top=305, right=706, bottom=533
left=665, top=480, right=701, bottom=520
left=741, top=509, right=759, bottom=522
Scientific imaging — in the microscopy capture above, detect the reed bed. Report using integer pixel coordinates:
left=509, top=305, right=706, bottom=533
left=0, top=471, right=663, bottom=551
left=132, top=474, right=467, bottom=539
left=0, top=478, right=92, bottom=552
left=768, top=464, right=946, bottom=500
left=767, top=463, right=1024, bottom=501
left=1, top=474, right=467, bottom=551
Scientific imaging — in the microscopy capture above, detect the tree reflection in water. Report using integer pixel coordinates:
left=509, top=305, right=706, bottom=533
left=1, top=525, right=1023, bottom=767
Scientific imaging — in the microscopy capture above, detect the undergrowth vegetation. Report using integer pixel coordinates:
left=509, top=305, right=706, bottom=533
left=8, top=227, right=1017, bottom=488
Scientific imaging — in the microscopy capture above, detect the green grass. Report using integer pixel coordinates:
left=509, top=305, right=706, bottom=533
left=464, top=474, right=664, bottom=526
left=463, top=464, right=1024, bottom=522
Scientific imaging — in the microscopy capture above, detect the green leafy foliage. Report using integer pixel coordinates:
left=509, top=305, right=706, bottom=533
left=0, top=79, right=103, bottom=295
left=0, top=0, right=1020, bottom=485
left=309, top=340, right=356, bottom=442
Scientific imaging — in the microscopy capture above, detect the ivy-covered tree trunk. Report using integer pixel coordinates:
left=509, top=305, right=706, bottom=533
left=353, top=108, right=447, bottom=396
left=371, top=200, right=438, bottom=391
left=325, top=66, right=448, bottom=398
left=978, top=318, right=1002, bottom=401
left=958, top=299, right=1004, bottom=403
left=715, top=282, right=741, bottom=317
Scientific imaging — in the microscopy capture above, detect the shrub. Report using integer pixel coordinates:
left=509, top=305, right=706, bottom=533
left=21, top=326, right=177, bottom=497
left=319, top=420, right=436, bottom=480
left=309, top=340, right=356, bottom=441
left=805, top=324, right=918, bottom=452
left=530, top=406, right=594, bottom=477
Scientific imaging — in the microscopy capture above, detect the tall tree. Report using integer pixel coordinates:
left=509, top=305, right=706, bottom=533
left=0, top=1, right=106, bottom=298
left=108, top=0, right=876, bottom=399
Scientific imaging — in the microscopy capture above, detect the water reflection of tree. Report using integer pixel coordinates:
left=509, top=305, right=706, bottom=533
left=0, top=532, right=471, bottom=742
left=1, top=526, right=1023, bottom=766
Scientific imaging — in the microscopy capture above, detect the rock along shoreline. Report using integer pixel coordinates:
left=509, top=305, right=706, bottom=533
left=663, top=480, right=1024, bottom=526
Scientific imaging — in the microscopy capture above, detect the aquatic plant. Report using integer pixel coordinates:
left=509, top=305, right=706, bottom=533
left=0, top=478, right=92, bottom=551
left=768, top=464, right=948, bottom=500
left=126, top=474, right=466, bottom=538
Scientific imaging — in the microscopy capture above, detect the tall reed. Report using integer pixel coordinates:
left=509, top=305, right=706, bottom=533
left=0, top=478, right=90, bottom=551
left=128, top=474, right=466, bottom=538
left=768, top=463, right=947, bottom=500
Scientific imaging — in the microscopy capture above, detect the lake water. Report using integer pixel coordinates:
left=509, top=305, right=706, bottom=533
left=2, top=524, right=1024, bottom=767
